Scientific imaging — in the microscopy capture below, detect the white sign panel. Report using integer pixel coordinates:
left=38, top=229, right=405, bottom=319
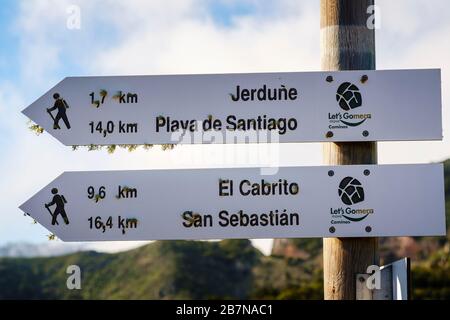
left=22, top=69, right=442, bottom=146
left=19, top=164, right=446, bottom=241
left=390, top=258, right=410, bottom=300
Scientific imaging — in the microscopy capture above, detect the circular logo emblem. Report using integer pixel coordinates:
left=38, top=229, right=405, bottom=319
left=338, top=176, right=365, bottom=205
left=336, top=82, right=362, bottom=111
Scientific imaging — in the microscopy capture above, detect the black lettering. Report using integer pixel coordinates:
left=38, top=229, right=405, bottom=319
left=230, top=85, right=298, bottom=102
left=239, top=180, right=251, bottom=196
left=182, top=211, right=194, bottom=227
left=241, top=89, right=250, bottom=101
left=230, top=86, right=240, bottom=101
left=219, top=179, right=233, bottom=196
left=119, top=91, right=126, bottom=103
left=278, top=85, right=287, bottom=100
left=218, top=210, right=229, bottom=227
left=156, top=116, right=166, bottom=132
left=118, top=216, right=125, bottom=229
left=288, top=88, right=298, bottom=100
left=257, top=85, right=267, bottom=100
left=127, top=93, right=138, bottom=103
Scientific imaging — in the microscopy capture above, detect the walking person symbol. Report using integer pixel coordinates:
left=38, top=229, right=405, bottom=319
left=45, top=188, right=70, bottom=225
left=47, top=93, right=71, bottom=130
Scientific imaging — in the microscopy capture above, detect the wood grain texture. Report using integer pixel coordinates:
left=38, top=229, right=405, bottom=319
left=321, top=0, right=375, bottom=71
left=321, top=0, right=374, bottom=27
left=321, top=0, right=379, bottom=300
left=321, top=25, right=375, bottom=71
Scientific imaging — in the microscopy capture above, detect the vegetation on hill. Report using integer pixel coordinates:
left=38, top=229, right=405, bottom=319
left=0, top=240, right=259, bottom=299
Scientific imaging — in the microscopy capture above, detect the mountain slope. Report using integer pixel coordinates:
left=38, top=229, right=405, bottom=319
left=0, top=240, right=262, bottom=299
left=0, top=238, right=449, bottom=299
left=0, top=238, right=326, bottom=300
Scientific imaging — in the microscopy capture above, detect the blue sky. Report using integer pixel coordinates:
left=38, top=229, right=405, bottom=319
left=0, top=1, right=19, bottom=83
left=209, top=0, right=256, bottom=26
left=1, top=0, right=449, bottom=255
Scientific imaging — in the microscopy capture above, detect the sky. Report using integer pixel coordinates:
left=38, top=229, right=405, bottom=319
left=0, top=0, right=449, bottom=255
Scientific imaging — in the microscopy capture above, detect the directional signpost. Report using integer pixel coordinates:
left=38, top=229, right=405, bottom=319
left=22, top=69, right=442, bottom=146
left=20, top=164, right=445, bottom=242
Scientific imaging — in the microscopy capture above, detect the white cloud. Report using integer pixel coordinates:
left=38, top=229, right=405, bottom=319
left=15, top=0, right=69, bottom=87
left=93, top=1, right=319, bottom=75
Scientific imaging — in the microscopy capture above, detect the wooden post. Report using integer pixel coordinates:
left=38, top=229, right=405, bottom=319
left=321, top=0, right=379, bottom=300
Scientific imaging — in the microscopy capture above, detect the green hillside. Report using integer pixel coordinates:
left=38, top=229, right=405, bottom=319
left=0, top=240, right=254, bottom=299
left=0, top=160, right=448, bottom=300
left=0, top=239, right=323, bottom=299
left=0, top=236, right=447, bottom=300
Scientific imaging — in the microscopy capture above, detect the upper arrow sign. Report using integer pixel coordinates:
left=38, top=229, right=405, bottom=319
left=22, top=69, right=442, bottom=146
left=19, top=164, right=446, bottom=241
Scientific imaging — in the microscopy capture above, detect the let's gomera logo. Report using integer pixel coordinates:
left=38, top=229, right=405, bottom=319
left=336, top=82, right=362, bottom=111
left=328, top=82, right=372, bottom=129
left=330, top=176, right=374, bottom=224
left=338, top=176, right=364, bottom=205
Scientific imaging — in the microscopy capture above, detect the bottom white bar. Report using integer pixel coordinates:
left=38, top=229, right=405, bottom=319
left=19, top=164, right=446, bottom=241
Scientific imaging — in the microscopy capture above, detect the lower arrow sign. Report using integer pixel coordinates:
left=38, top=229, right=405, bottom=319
left=19, top=164, right=446, bottom=241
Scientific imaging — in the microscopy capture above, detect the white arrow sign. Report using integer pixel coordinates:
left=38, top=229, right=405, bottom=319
left=19, top=164, right=446, bottom=241
left=22, top=69, right=442, bottom=146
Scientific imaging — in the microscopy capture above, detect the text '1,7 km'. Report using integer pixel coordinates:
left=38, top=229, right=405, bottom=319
left=22, top=69, right=442, bottom=146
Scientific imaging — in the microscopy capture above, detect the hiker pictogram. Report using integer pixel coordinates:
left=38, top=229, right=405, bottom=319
left=44, top=188, right=70, bottom=225
left=47, top=93, right=71, bottom=130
